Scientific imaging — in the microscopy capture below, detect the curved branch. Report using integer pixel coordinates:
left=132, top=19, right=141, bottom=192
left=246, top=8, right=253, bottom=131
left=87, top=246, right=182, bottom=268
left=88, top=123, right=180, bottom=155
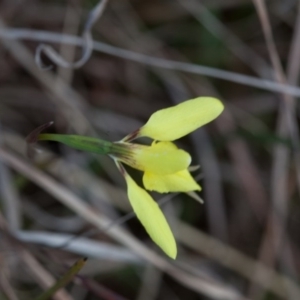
left=35, top=0, right=109, bottom=70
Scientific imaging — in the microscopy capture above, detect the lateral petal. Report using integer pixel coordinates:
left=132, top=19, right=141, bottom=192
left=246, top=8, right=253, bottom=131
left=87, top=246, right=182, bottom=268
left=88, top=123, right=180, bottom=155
left=124, top=173, right=177, bottom=259
left=143, top=169, right=201, bottom=193
left=139, top=97, right=224, bottom=141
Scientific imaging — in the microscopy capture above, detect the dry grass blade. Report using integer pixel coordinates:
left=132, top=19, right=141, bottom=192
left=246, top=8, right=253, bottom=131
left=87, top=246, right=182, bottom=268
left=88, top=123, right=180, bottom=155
left=0, top=271, right=19, bottom=300
left=286, top=1, right=300, bottom=199
left=177, top=0, right=272, bottom=78
left=250, top=0, right=299, bottom=298
left=136, top=264, right=162, bottom=300
left=0, top=123, right=21, bottom=230
left=0, top=147, right=244, bottom=300
left=177, top=221, right=300, bottom=299
left=0, top=213, right=72, bottom=300
left=0, top=163, right=21, bottom=230
left=0, top=19, right=91, bottom=135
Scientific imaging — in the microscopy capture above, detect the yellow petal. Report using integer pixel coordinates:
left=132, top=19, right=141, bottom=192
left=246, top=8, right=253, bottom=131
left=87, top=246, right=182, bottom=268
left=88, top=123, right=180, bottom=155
left=143, top=169, right=201, bottom=193
left=116, top=141, right=191, bottom=175
left=139, top=97, right=224, bottom=141
left=125, top=173, right=177, bottom=259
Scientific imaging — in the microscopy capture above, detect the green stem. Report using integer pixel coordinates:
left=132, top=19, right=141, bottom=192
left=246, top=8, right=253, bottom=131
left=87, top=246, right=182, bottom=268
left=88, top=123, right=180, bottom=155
left=34, top=258, right=86, bottom=300
left=38, top=134, right=113, bottom=155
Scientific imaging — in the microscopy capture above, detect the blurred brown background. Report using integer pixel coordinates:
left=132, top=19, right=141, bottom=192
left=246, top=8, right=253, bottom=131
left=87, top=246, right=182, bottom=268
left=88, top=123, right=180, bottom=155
left=0, top=0, right=300, bottom=299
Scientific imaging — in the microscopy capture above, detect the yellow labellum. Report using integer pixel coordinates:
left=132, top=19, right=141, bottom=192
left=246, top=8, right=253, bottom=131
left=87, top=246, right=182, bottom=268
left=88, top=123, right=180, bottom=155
left=120, top=141, right=191, bottom=175
left=125, top=173, right=177, bottom=259
left=143, top=169, right=201, bottom=193
left=139, top=97, right=224, bottom=141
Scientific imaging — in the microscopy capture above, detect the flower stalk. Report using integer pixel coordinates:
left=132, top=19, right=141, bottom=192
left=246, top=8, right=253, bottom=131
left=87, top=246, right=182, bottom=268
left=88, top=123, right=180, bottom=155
left=38, top=134, right=113, bottom=155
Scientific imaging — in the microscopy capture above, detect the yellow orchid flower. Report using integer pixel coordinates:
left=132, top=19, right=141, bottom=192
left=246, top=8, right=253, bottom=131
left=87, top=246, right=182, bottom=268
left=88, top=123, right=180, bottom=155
left=32, top=97, right=224, bottom=259
left=107, top=97, right=223, bottom=258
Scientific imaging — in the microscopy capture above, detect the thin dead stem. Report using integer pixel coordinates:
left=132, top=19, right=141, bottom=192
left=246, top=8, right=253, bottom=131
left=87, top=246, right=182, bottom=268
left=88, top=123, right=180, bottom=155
left=35, top=0, right=109, bottom=69
left=2, top=28, right=300, bottom=96
left=250, top=1, right=299, bottom=298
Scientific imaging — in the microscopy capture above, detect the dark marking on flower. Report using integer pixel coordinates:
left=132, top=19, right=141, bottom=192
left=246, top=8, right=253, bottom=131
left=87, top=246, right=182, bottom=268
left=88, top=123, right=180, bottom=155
left=122, top=128, right=140, bottom=142
left=26, top=121, right=54, bottom=144
left=25, top=121, right=54, bottom=158
left=115, top=161, right=126, bottom=176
